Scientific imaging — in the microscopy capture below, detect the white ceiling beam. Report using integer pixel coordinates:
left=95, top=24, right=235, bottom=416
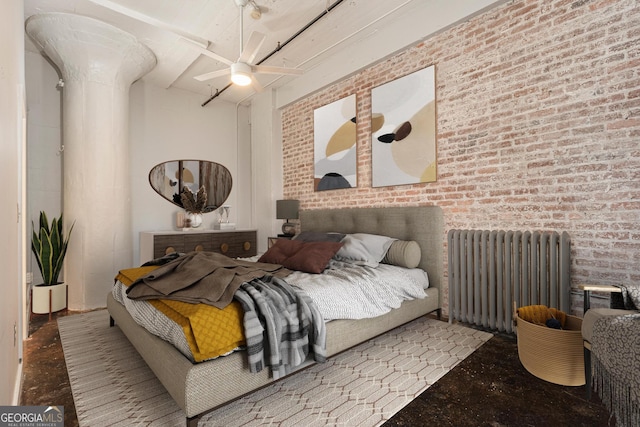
left=276, top=0, right=508, bottom=108
left=87, top=0, right=209, bottom=48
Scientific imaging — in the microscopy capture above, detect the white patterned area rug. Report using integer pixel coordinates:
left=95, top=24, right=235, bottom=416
left=58, top=309, right=492, bottom=426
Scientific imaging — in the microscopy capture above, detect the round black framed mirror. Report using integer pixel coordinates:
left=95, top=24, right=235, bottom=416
left=148, top=160, right=232, bottom=213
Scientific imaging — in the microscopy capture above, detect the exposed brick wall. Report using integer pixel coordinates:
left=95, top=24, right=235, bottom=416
left=281, top=0, right=640, bottom=312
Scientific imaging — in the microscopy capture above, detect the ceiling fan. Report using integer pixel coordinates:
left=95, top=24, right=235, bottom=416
left=191, top=0, right=303, bottom=90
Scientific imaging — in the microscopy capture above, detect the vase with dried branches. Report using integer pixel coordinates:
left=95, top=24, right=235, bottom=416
left=180, top=186, right=207, bottom=228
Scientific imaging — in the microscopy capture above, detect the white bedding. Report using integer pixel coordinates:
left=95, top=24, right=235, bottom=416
left=112, top=260, right=428, bottom=360
left=112, top=281, right=197, bottom=359
left=285, top=260, right=428, bottom=321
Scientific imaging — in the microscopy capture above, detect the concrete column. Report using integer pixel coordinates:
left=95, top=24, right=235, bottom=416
left=26, top=13, right=156, bottom=309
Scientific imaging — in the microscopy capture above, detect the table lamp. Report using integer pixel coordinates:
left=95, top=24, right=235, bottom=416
left=276, top=199, right=299, bottom=236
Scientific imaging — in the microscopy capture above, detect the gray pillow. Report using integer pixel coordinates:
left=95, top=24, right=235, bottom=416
left=382, top=240, right=421, bottom=268
left=334, top=233, right=396, bottom=267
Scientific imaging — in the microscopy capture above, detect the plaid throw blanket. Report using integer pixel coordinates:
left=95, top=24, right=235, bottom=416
left=591, top=283, right=640, bottom=427
left=234, top=276, right=326, bottom=379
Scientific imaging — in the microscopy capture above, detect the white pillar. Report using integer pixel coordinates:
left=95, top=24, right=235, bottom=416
left=26, top=13, right=156, bottom=309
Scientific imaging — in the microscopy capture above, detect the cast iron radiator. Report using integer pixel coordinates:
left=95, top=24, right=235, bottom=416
left=447, top=229, right=571, bottom=333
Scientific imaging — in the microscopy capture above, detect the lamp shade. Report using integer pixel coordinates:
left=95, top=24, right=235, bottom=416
left=276, top=199, right=299, bottom=219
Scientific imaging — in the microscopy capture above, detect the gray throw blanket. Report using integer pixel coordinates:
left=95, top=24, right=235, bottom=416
left=126, top=251, right=290, bottom=309
left=591, top=283, right=640, bottom=427
left=234, top=275, right=326, bottom=379
left=617, top=283, right=640, bottom=310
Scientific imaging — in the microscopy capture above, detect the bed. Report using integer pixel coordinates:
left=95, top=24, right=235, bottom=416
left=106, top=206, right=444, bottom=426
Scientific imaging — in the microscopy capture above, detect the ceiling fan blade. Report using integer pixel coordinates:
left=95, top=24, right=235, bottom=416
left=181, top=38, right=235, bottom=67
left=198, top=48, right=235, bottom=66
left=193, top=68, right=231, bottom=82
left=253, top=64, right=304, bottom=76
left=239, top=31, right=266, bottom=64
left=251, top=76, right=264, bottom=93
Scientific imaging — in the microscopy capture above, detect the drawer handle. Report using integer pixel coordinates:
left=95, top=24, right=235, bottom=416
left=165, top=246, right=176, bottom=255
left=243, top=241, right=251, bottom=251
left=220, top=243, right=229, bottom=253
left=194, top=244, right=204, bottom=252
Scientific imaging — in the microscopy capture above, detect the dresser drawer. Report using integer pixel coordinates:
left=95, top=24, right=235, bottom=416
left=141, top=230, right=257, bottom=264
left=211, top=231, right=256, bottom=258
left=184, top=234, right=216, bottom=253
left=153, top=234, right=185, bottom=259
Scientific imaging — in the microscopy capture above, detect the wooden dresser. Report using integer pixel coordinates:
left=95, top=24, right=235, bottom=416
left=140, top=230, right=257, bottom=264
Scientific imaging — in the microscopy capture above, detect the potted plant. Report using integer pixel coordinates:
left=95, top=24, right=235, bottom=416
left=31, top=211, right=74, bottom=316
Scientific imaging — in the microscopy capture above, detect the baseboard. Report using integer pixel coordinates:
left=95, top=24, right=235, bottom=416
left=12, top=361, right=22, bottom=405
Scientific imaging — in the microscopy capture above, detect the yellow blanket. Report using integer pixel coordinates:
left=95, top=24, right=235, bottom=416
left=116, top=267, right=245, bottom=362
left=517, top=304, right=567, bottom=328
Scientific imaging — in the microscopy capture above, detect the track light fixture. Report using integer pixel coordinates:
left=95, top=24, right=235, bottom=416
left=249, top=1, right=262, bottom=19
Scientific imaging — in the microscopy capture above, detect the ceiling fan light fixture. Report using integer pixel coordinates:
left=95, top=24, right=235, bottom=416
left=231, top=62, right=252, bottom=86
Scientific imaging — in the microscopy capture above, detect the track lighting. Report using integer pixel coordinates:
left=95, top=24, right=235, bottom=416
left=249, top=1, right=262, bottom=20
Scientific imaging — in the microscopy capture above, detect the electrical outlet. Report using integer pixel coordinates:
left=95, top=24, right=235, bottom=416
left=26, top=272, right=33, bottom=284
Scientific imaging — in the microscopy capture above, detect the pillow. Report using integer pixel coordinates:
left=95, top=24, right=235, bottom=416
left=334, top=233, right=396, bottom=267
left=258, top=238, right=304, bottom=265
left=258, top=239, right=343, bottom=274
left=382, top=240, right=421, bottom=268
left=293, top=231, right=345, bottom=243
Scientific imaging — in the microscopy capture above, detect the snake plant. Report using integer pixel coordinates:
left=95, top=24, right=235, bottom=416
left=31, top=211, right=74, bottom=286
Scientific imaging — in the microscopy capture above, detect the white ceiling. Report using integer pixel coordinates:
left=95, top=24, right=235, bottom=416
left=23, top=0, right=502, bottom=105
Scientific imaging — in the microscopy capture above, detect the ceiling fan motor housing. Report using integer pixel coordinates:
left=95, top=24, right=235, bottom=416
left=231, top=62, right=252, bottom=85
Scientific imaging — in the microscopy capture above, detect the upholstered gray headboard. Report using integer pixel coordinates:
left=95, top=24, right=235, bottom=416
left=299, top=206, right=444, bottom=302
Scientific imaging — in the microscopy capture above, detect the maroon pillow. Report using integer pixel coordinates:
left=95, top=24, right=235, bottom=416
left=258, top=239, right=343, bottom=274
left=258, top=239, right=305, bottom=264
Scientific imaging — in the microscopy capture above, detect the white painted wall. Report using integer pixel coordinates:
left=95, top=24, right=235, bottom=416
left=25, top=51, right=62, bottom=286
left=251, top=89, right=284, bottom=253
left=129, top=81, right=251, bottom=266
left=235, top=104, right=253, bottom=232
left=1, top=0, right=25, bottom=406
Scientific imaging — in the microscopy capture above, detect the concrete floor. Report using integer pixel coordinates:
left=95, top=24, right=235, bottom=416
left=20, top=311, right=612, bottom=427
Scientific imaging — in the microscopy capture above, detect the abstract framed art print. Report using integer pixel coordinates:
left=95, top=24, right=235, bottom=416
left=313, top=94, right=357, bottom=191
left=371, top=66, right=436, bottom=187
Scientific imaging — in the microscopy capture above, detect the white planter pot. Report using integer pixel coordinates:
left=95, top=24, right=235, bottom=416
left=32, top=283, right=67, bottom=315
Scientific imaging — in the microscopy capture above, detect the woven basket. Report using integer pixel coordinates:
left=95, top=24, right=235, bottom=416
left=514, top=312, right=585, bottom=386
